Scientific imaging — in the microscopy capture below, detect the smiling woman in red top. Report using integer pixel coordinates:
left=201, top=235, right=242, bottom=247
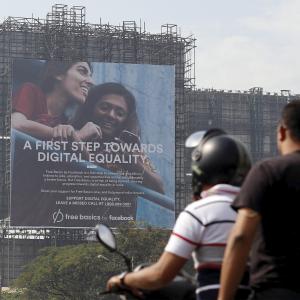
left=12, top=61, right=93, bottom=140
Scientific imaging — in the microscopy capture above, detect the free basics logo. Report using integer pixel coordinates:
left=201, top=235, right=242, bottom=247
left=52, top=209, right=64, bottom=223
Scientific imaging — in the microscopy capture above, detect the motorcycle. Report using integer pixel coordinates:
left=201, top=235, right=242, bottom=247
left=94, top=223, right=197, bottom=300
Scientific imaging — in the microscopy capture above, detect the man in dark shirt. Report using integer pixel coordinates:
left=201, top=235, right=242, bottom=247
left=218, top=99, right=300, bottom=300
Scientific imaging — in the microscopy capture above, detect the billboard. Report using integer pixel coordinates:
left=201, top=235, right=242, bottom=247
left=10, top=59, right=175, bottom=228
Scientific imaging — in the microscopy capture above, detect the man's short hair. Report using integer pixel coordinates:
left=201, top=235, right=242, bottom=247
left=281, top=99, right=300, bottom=142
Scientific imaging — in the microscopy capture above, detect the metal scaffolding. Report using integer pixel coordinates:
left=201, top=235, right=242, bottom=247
left=181, top=88, right=293, bottom=210
left=0, top=3, right=294, bottom=287
left=187, top=88, right=291, bottom=160
left=0, top=4, right=195, bottom=285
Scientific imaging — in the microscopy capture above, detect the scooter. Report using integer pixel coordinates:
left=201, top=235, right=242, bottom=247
left=94, top=223, right=197, bottom=300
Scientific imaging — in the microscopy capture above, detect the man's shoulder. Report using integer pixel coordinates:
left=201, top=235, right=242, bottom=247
left=182, top=195, right=236, bottom=226
left=184, top=194, right=233, bottom=214
left=254, top=152, right=300, bottom=173
left=241, top=152, right=300, bottom=192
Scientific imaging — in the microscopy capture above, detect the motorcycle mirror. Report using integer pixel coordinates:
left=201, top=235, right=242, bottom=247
left=95, top=224, right=116, bottom=252
left=185, top=131, right=206, bottom=148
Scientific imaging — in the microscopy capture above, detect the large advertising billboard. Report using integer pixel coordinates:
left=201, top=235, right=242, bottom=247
left=10, top=59, right=175, bottom=228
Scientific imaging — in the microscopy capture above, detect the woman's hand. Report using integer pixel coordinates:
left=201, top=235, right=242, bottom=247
left=52, top=124, right=76, bottom=141
left=77, top=122, right=102, bottom=141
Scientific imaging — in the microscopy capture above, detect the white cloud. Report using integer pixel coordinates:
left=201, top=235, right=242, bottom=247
left=2, top=0, right=299, bottom=93
left=196, top=0, right=300, bottom=94
left=242, top=0, right=300, bottom=36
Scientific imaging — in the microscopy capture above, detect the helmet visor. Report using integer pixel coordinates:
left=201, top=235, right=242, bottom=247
left=185, top=131, right=206, bottom=148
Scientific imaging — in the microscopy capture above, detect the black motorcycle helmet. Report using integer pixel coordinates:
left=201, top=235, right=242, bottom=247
left=186, top=128, right=252, bottom=199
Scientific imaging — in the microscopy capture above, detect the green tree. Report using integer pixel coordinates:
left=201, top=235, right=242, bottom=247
left=1, top=289, right=25, bottom=300
left=13, top=226, right=171, bottom=299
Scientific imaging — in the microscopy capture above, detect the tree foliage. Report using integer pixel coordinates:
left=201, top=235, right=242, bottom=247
left=13, top=226, right=171, bottom=299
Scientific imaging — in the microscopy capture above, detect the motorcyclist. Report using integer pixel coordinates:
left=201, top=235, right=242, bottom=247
left=107, top=128, right=252, bottom=300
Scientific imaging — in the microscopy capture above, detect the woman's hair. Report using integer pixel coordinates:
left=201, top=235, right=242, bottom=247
left=73, top=82, right=140, bottom=137
left=40, top=60, right=92, bottom=94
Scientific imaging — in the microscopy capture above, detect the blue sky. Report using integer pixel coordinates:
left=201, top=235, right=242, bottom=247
left=2, top=0, right=299, bottom=93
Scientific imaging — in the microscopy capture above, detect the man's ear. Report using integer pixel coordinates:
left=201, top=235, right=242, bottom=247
left=278, top=125, right=287, bottom=142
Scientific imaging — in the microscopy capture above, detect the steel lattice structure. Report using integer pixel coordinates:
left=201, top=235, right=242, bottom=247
left=0, top=4, right=196, bottom=286
left=0, top=4, right=295, bottom=287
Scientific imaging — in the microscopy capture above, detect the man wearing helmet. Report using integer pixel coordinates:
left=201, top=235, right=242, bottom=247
left=107, top=129, right=251, bottom=300
left=218, top=100, right=300, bottom=300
